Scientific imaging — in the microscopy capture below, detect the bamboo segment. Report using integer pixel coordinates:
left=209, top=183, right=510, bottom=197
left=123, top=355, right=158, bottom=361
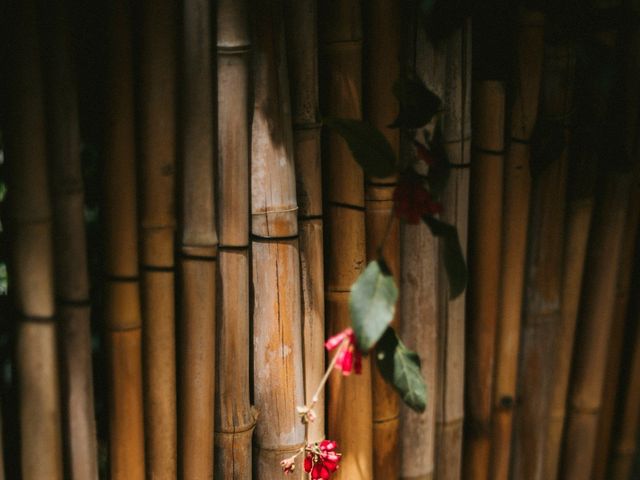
left=216, top=1, right=256, bottom=476
left=103, top=0, right=145, bottom=477
left=512, top=42, right=574, bottom=480
left=40, top=1, right=99, bottom=478
left=464, top=79, right=505, bottom=480
left=284, top=0, right=325, bottom=444
left=4, top=1, right=63, bottom=478
left=138, top=0, right=177, bottom=476
left=364, top=1, right=401, bottom=477
left=490, top=11, right=544, bottom=480
left=321, top=1, right=373, bottom=478
left=251, top=2, right=305, bottom=478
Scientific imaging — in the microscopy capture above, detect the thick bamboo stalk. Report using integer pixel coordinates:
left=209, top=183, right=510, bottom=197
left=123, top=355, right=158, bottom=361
left=4, top=1, right=63, bottom=478
left=321, top=1, right=373, bottom=478
left=464, top=79, right=505, bottom=480
left=284, top=0, right=326, bottom=444
left=41, top=1, right=98, bottom=478
left=490, top=11, right=544, bottom=480
left=103, top=1, right=145, bottom=477
left=215, top=0, right=256, bottom=477
left=512, top=42, right=574, bottom=480
left=138, top=0, right=177, bottom=477
left=364, top=1, right=402, bottom=477
left=251, top=1, right=305, bottom=477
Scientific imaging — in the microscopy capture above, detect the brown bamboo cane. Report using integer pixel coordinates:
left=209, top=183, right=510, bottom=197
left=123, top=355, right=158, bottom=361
left=511, top=42, right=575, bottom=480
left=284, top=0, right=326, bottom=445
left=103, top=1, right=145, bottom=477
left=4, top=1, right=64, bottom=478
left=364, top=1, right=402, bottom=477
left=251, top=1, right=305, bottom=477
left=215, top=0, right=256, bottom=477
left=41, top=1, right=99, bottom=478
left=320, top=1, right=373, bottom=478
left=137, top=0, right=177, bottom=477
left=464, top=79, right=505, bottom=480
left=490, top=11, right=544, bottom=480
left=434, top=22, right=472, bottom=480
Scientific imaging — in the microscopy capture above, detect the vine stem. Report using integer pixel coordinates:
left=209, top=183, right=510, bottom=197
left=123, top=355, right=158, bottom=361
left=376, top=212, right=397, bottom=259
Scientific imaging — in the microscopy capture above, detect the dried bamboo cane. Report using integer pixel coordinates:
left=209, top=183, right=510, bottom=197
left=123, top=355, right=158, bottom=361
left=138, top=0, right=177, bottom=477
left=4, top=1, right=63, bottom=478
left=511, top=42, right=575, bottom=480
left=464, top=79, right=505, bottom=480
left=103, top=1, right=145, bottom=478
left=321, top=1, right=373, bottom=478
left=434, top=22, right=472, bottom=480
left=364, top=1, right=402, bottom=477
left=284, top=0, right=326, bottom=444
left=41, top=1, right=98, bottom=478
left=215, top=1, right=256, bottom=477
left=490, top=11, right=544, bottom=480
left=251, top=1, right=305, bottom=477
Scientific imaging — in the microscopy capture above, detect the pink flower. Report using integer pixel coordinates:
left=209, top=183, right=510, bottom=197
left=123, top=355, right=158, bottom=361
left=280, top=456, right=296, bottom=475
left=304, top=440, right=342, bottom=479
left=325, top=328, right=362, bottom=375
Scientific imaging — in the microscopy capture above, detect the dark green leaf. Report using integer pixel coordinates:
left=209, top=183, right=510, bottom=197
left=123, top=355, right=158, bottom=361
left=530, top=119, right=566, bottom=177
left=323, top=117, right=397, bottom=178
left=389, top=76, right=442, bottom=129
left=375, top=327, right=427, bottom=412
left=423, top=216, right=467, bottom=298
left=349, top=260, right=399, bottom=352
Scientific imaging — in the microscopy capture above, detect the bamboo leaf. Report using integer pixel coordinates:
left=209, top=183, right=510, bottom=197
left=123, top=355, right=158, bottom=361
left=389, top=75, right=442, bottom=129
left=423, top=215, right=467, bottom=298
left=349, top=259, right=399, bottom=351
left=323, top=117, right=397, bottom=178
left=375, top=327, right=427, bottom=412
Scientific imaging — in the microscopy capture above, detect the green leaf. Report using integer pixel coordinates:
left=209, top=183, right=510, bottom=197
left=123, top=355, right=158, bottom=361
left=323, top=117, right=397, bottom=178
left=530, top=119, right=566, bottom=177
left=349, top=259, right=399, bottom=352
left=389, top=76, right=441, bottom=129
left=0, top=181, right=6, bottom=202
left=375, top=327, right=427, bottom=412
left=423, top=216, right=467, bottom=298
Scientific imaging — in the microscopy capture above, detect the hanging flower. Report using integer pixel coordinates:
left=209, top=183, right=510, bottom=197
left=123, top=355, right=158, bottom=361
left=280, top=456, right=296, bottom=475
left=393, top=175, right=443, bottom=224
left=304, top=440, right=342, bottom=479
left=325, top=328, right=362, bottom=375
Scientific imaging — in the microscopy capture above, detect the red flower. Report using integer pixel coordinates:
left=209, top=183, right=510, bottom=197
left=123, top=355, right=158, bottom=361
left=393, top=176, right=443, bottom=224
left=325, top=328, right=362, bottom=375
left=304, top=440, right=342, bottom=480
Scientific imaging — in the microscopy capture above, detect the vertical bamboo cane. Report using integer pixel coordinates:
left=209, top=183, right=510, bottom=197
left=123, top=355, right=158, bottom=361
left=490, top=11, right=544, bottom=480
left=103, top=1, right=146, bottom=478
left=4, top=1, right=64, bottom=478
left=215, top=1, right=256, bottom=477
left=364, top=1, right=402, bottom=477
left=321, top=1, right=373, bottom=478
left=284, top=0, right=326, bottom=444
left=41, top=1, right=99, bottom=478
left=512, top=41, right=575, bottom=480
left=251, top=1, right=305, bottom=477
left=138, top=0, right=177, bottom=477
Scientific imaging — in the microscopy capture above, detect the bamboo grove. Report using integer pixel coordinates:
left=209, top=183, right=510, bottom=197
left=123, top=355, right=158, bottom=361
left=3, top=0, right=640, bottom=479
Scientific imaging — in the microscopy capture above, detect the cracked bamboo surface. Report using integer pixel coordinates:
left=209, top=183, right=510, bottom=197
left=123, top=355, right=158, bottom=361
left=321, top=1, right=373, bottom=478
left=4, top=1, right=64, bottom=478
left=215, top=1, right=256, bottom=477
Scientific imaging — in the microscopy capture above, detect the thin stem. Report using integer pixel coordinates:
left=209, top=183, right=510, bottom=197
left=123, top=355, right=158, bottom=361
left=376, top=212, right=397, bottom=259
left=310, top=338, right=348, bottom=405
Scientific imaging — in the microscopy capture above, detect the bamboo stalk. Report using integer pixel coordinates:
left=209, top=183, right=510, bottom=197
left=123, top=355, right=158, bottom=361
left=41, top=1, right=99, bottom=478
left=251, top=1, right=305, bottom=477
left=137, top=0, right=177, bottom=477
left=512, top=41, right=575, bottom=480
left=364, top=1, right=402, bottom=477
left=321, top=1, right=373, bottom=478
left=4, top=1, right=64, bottom=477
left=215, top=0, right=256, bottom=477
left=490, top=11, right=544, bottom=480
left=284, top=0, right=326, bottom=444
left=103, top=1, right=145, bottom=477
left=464, top=79, right=505, bottom=480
